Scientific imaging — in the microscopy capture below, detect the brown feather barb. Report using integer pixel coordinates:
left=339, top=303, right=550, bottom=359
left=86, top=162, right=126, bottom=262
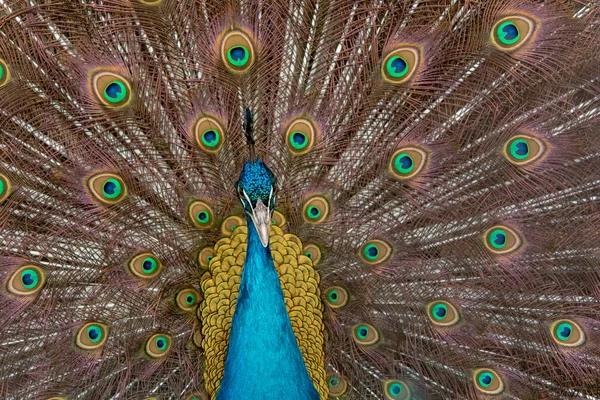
left=0, top=0, right=599, bottom=399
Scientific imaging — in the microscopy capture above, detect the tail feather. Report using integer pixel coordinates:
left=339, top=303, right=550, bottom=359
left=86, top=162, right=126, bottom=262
left=0, top=0, right=599, bottom=399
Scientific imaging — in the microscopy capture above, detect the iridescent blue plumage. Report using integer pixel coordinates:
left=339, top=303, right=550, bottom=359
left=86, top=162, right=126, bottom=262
left=217, top=159, right=318, bottom=400
left=236, top=159, right=277, bottom=208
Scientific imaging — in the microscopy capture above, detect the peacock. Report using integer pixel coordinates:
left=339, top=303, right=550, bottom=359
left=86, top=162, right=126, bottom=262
left=1, top=0, right=600, bottom=398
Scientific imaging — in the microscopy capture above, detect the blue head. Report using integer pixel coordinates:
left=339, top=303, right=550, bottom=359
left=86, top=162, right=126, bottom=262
left=236, top=159, right=277, bottom=247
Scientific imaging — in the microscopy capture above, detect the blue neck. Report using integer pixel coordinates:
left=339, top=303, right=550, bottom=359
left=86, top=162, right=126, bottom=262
left=216, top=220, right=319, bottom=400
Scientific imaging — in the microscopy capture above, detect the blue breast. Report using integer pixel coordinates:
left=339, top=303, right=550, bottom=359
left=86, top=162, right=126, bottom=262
left=216, top=219, right=320, bottom=400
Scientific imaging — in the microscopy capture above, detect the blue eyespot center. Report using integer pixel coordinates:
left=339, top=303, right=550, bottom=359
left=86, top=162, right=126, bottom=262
left=482, top=374, right=492, bottom=385
left=494, top=233, right=506, bottom=246
left=359, top=327, right=368, bottom=337
left=89, top=328, right=99, bottom=340
left=391, top=57, right=407, bottom=74
left=143, top=260, right=153, bottom=271
left=368, top=246, right=378, bottom=257
left=230, top=47, right=246, bottom=61
left=22, top=273, right=34, bottom=286
left=310, top=207, right=319, bottom=216
left=204, top=130, right=217, bottom=143
left=198, top=211, right=208, bottom=222
left=435, top=306, right=446, bottom=318
left=502, top=23, right=518, bottom=41
left=390, top=383, right=403, bottom=395
left=399, top=156, right=412, bottom=169
left=157, top=339, right=165, bottom=349
left=106, top=82, right=123, bottom=99
left=515, top=141, right=528, bottom=156
left=103, top=181, right=116, bottom=195
left=393, top=152, right=416, bottom=175
left=292, top=132, right=306, bottom=146
left=557, top=322, right=573, bottom=340
left=330, top=292, right=338, bottom=300
left=386, top=55, right=410, bottom=79
left=186, top=295, right=194, bottom=304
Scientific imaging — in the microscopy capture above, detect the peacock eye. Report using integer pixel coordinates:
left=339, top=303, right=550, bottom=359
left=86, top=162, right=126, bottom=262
left=302, top=196, right=329, bottom=224
left=86, top=173, right=127, bottom=205
left=351, top=323, right=380, bottom=346
left=359, top=239, right=392, bottom=265
left=426, top=300, right=460, bottom=327
left=473, top=368, right=504, bottom=395
left=389, top=147, right=428, bottom=180
left=0, top=173, right=10, bottom=203
left=303, top=244, right=321, bottom=265
left=92, top=71, right=132, bottom=108
left=550, top=319, right=585, bottom=347
left=145, top=333, right=172, bottom=358
left=0, top=59, right=10, bottom=87
left=188, top=200, right=214, bottom=229
left=383, top=379, right=411, bottom=400
left=192, top=329, right=203, bottom=348
left=176, top=288, right=201, bottom=311
left=75, top=322, right=109, bottom=350
left=484, top=225, right=522, bottom=255
left=503, top=134, right=546, bottom=166
left=271, top=210, right=286, bottom=228
left=324, top=286, right=348, bottom=308
left=221, top=30, right=255, bottom=72
left=193, top=115, right=225, bottom=153
left=382, top=46, right=420, bottom=84
left=128, top=252, right=163, bottom=279
left=198, top=247, right=214, bottom=269
left=327, top=374, right=348, bottom=396
left=285, top=117, right=317, bottom=155
left=491, top=15, right=536, bottom=51
left=220, top=215, right=245, bottom=236
left=7, top=265, right=45, bottom=297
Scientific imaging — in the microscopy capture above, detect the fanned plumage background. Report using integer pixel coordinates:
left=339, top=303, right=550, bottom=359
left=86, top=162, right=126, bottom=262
left=0, top=0, right=599, bottom=399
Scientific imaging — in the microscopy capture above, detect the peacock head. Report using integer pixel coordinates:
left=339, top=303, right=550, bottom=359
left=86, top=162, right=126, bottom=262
left=235, top=159, right=277, bottom=247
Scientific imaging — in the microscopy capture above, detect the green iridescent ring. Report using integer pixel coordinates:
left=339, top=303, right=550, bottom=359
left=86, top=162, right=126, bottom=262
left=363, top=243, right=379, bottom=260
left=497, top=21, right=520, bottom=45
left=227, top=46, right=250, bottom=67
left=20, top=269, right=40, bottom=289
left=103, top=80, right=127, bottom=103
left=197, top=211, right=210, bottom=223
left=290, top=131, right=308, bottom=150
left=431, top=303, right=448, bottom=321
left=102, top=178, right=123, bottom=199
left=386, top=55, right=409, bottom=78
left=394, top=153, right=414, bottom=174
left=489, top=228, right=507, bottom=249
left=141, top=257, right=158, bottom=274
left=87, top=325, right=104, bottom=343
left=306, top=205, right=321, bottom=219
left=201, top=129, right=221, bottom=148
left=509, top=138, right=529, bottom=160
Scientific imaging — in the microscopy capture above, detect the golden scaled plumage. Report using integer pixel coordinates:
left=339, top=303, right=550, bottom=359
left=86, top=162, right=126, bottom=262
left=199, top=222, right=327, bottom=400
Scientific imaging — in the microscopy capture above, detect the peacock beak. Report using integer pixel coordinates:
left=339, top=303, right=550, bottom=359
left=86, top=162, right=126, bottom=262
left=249, top=197, right=271, bottom=247
left=242, top=189, right=273, bottom=247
